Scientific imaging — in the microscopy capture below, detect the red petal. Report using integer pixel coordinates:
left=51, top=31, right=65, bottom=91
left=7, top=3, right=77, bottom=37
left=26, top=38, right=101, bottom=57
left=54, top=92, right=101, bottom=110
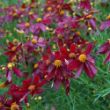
left=54, top=79, right=61, bottom=90
left=84, top=62, right=97, bottom=78
left=75, top=64, right=83, bottom=78
left=104, top=51, right=110, bottom=63
left=13, top=67, right=22, bottom=77
left=70, top=44, right=76, bottom=52
left=100, top=20, right=110, bottom=31
left=85, top=43, right=93, bottom=55
left=68, top=60, right=80, bottom=71
left=97, top=41, right=109, bottom=54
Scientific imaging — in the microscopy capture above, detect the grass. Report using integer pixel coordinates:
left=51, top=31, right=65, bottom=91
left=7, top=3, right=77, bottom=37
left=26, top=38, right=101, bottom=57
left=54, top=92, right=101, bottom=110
left=0, top=0, right=110, bottom=110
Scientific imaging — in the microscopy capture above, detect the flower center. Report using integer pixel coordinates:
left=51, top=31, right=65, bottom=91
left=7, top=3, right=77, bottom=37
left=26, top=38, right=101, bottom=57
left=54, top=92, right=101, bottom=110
left=106, top=15, right=110, bottom=20
left=28, top=85, right=36, bottom=91
left=54, top=60, right=62, bottom=68
left=11, top=102, right=19, bottom=110
left=69, top=53, right=76, bottom=58
left=28, top=11, right=34, bottom=15
left=31, top=39, right=37, bottom=45
left=76, top=31, right=81, bottom=36
left=11, top=46, right=16, bottom=52
left=25, top=22, right=30, bottom=28
left=7, top=62, right=15, bottom=69
left=36, top=18, right=42, bottom=22
left=78, top=54, right=87, bottom=63
left=13, top=39, right=19, bottom=44
left=47, top=7, right=52, bottom=11
left=34, top=63, right=38, bottom=69
left=86, top=14, right=93, bottom=19
left=0, top=102, right=3, bottom=108
left=12, top=12, right=17, bottom=17
left=59, top=10, right=64, bottom=15
left=0, top=82, right=7, bottom=88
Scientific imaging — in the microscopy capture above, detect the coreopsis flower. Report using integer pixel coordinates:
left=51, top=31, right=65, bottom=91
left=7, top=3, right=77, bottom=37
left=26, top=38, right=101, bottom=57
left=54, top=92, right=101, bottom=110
left=20, top=75, right=46, bottom=97
left=44, top=0, right=72, bottom=22
left=43, top=50, right=74, bottom=94
left=0, top=80, right=11, bottom=89
left=0, top=95, right=21, bottom=110
left=17, top=22, right=32, bottom=34
left=68, top=43, right=97, bottom=78
left=78, top=12, right=97, bottom=31
left=85, top=14, right=96, bottom=30
left=6, top=62, right=22, bottom=82
left=97, top=40, right=110, bottom=63
left=30, top=18, right=47, bottom=35
left=8, top=84, right=27, bottom=103
left=4, top=5, right=23, bottom=22
left=100, top=15, right=110, bottom=31
left=56, top=17, right=79, bottom=35
left=4, top=42, right=22, bottom=61
left=24, top=36, right=46, bottom=52
left=0, top=0, right=99, bottom=107
left=79, top=0, right=91, bottom=10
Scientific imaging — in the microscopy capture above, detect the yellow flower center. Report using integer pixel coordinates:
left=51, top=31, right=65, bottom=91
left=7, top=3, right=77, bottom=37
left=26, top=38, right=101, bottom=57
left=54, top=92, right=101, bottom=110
left=79, top=18, right=84, bottom=21
left=7, top=62, right=15, bottom=69
left=13, top=39, right=19, bottom=44
left=86, top=14, right=93, bottom=19
left=11, top=46, right=16, bottom=52
left=36, top=18, right=42, bottom=22
left=69, top=53, right=76, bottom=58
left=88, top=27, right=92, bottom=31
left=34, top=63, right=38, bottom=69
left=0, top=102, right=3, bottom=108
left=106, top=15, right=110, bottom=20
left=78, top=54, right=87, bottom=63
left=0, top=82, right=7, bottom=88
left=76, top=31, right=81, bottom=36
left=59, top=10, right=65, bottom=15
left=54, top=60, right=62, bottom=68
left=2, top=66, right=6, bottom=71
left=31, top=39, right=37, bottom=44
left=28, top=85, right=36, bottom=91
left=47, top=7, right=52, bottom=11
left=11, top=102, right=19, bottom=110
left=28, top=11, right=34, bottom=15
left=25, top=22, right=30, bottom=27
left=12, top=12, right=17, bottom=17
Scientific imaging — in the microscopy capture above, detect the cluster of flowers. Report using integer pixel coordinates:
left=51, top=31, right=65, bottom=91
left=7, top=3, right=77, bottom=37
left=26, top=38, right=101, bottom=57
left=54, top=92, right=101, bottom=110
left=0, top=0, right=109, bottom=109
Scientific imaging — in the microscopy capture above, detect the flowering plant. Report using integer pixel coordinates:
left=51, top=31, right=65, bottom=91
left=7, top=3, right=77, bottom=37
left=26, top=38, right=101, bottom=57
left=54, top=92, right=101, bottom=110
left=0, top=0, right=110, bottom=109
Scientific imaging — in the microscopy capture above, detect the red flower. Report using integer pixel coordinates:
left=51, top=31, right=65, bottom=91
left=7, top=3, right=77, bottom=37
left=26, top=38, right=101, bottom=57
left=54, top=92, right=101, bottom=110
left=9, top=84, right=26, bottom=103
left=20, top=75, right=46, bottom=96
left=0, top=94, right=22, bottom=110
left=79, top=0, right=91, bottom=10
left=97, top=40, right=110, bottom=63
left=43, top=49, right=74, bottom=94
left=68, top=43, right=97, bottom=78
left=100, top=20, right=110, bottom=31
left=4, top=42, right=22, bottom=61
left=6, top=62, right=22, bottom=82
